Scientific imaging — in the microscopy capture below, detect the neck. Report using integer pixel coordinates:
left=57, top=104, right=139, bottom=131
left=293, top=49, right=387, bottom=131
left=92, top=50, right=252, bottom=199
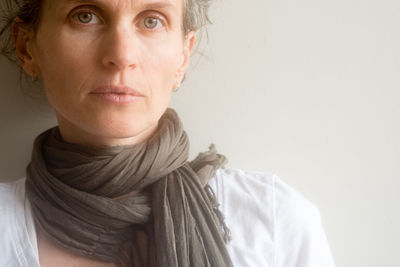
left=56, top=116, right=159, bottom=148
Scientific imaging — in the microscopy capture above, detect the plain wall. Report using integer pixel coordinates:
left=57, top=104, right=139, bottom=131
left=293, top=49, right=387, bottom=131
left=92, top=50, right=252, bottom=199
left=1, top=0, right=399, bottom=266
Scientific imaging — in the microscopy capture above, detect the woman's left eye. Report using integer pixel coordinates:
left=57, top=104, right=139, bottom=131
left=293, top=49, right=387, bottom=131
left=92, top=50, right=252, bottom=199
left=143, top=16, right=163, bottom=30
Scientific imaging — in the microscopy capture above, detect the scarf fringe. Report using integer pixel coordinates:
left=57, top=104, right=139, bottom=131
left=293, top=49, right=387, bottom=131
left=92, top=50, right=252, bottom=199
left=197, top=143, right=232, bottom=244
left=205, top=184, right=232, bottom=243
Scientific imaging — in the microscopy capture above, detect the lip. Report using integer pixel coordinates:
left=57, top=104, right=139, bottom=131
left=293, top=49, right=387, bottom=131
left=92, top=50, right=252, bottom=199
left=89, top=85, right=145, bottom=104
left=91, top=85, right=145, bottom=96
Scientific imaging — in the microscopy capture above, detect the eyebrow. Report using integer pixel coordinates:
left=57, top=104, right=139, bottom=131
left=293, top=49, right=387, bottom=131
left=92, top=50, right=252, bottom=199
left=61, top=0, right=177, bottom=11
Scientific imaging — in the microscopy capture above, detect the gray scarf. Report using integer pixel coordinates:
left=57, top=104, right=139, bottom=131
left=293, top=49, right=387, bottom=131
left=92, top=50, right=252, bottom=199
left=26, top=108, right=233, bottom=267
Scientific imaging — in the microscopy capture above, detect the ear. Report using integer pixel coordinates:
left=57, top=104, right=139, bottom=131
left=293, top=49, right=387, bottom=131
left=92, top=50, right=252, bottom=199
left=174, top=31, right=196, bottom=89
left=12, top=17, right=40, bottom=78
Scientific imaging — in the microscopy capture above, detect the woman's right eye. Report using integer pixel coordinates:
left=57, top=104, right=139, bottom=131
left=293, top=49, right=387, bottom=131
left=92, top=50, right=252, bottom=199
left=71, top=10, right=101, bottom=25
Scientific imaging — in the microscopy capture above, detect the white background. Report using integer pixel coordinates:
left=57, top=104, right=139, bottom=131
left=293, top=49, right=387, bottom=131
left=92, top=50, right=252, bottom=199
left=1, top=0, right=399, bottom=266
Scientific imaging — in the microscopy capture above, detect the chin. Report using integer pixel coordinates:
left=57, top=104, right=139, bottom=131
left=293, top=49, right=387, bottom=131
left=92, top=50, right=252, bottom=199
left=91, top=118, right=159, bottom=145
left=57, top=106, right=164, bottom=146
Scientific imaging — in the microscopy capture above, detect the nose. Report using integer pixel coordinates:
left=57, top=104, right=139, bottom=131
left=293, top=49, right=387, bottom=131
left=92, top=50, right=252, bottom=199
left=101, top=25, right=138, bottom=71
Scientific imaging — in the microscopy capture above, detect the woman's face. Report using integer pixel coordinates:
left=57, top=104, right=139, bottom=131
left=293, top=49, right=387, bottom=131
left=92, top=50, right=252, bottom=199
left=17, top=0, right=195, bottom=146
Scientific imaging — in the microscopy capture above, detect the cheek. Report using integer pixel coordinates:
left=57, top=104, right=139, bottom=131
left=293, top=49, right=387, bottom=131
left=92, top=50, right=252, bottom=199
left=140, top=37, right=183, bottom=88
left=137, top=41, right=182, bottom=120
left=34, top=33, right=95, bottom=102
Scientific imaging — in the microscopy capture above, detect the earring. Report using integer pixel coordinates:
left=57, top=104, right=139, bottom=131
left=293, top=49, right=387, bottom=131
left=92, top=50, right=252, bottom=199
left=173, top=82, right=181, bottom=92
left=31, top=70, right=39, bottom=82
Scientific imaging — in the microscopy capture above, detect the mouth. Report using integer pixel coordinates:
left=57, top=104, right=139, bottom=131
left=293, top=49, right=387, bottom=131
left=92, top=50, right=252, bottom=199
left=90, top=85, right=145, bottom=104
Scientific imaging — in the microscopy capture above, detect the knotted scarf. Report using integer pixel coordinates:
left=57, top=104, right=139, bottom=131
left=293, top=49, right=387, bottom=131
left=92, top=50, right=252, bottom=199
left=26, top=108, right=233, bottom=267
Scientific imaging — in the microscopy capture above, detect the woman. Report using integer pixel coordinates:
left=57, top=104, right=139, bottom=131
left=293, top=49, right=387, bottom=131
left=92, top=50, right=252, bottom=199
left=0, top=0, right=335, bottom=266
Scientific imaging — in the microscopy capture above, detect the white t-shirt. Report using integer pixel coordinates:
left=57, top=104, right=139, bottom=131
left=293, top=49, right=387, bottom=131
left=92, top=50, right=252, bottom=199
left=0, top=168, right=335, bottom=267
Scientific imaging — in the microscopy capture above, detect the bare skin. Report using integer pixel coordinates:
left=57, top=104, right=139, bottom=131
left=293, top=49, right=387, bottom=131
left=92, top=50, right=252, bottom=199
left=13, top=0, right=195, bottom=148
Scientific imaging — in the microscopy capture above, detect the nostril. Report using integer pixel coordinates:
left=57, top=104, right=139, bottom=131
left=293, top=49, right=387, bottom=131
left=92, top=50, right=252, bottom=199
left=101, top=31, right=138, bottom=71
left=102, top=54, right=137, bottom=71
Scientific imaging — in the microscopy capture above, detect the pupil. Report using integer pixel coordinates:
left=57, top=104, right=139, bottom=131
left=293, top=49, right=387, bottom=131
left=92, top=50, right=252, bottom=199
left=145, top=18, right=157, bottom=29
left=79, top=13, right=92, bottom=23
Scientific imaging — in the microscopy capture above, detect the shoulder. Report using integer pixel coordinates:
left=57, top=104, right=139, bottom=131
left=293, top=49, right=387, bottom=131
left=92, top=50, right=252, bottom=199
left=210, top=167, right=319, bottom=221
left=210, top=168, right=335, bottom=267
left=0, top=178, right=40, bottom=267
left=0, top=178, right=26, bottom=265
left=0, top=178, right=26, bottom=220
left=0, top=178, right=27, bottom=215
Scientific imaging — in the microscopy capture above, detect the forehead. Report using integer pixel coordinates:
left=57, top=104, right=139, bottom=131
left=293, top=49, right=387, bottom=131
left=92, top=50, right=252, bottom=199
left=52, top=0, right=182, bottom=10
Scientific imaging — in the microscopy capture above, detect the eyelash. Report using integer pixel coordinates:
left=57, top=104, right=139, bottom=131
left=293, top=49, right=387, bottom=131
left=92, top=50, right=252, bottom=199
left=70, top=7, right=167, bottom=31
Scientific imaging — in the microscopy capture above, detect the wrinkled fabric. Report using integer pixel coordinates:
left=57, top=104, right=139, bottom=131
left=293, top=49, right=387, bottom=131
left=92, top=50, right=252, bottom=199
left=25, top=108, right=233, bottom=267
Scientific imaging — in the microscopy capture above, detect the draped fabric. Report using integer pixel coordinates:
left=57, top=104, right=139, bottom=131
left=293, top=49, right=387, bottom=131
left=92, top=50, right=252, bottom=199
left=25, top=108, right=233, bottom=267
